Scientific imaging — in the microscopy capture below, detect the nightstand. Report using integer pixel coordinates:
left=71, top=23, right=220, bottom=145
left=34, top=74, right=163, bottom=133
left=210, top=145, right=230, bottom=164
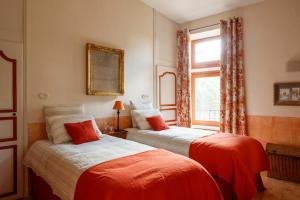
left=102, top=129, right=128, bottom=139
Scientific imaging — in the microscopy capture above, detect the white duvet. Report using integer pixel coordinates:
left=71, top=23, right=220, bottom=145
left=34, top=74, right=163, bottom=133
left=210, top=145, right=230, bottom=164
left=24, top=135, right=154, bottom=200
left=126, top=127, right=216, bottom=157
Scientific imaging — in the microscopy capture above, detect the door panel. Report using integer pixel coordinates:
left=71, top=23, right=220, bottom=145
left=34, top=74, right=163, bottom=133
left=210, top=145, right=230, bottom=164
left=160, top=108, right=177, bottom=123
left=156, top=66, right=177, bottom=126
left=0, top=40, right=23, bottom=200
left=0, top=59, right=13, bottom=110
left=0, top=145, right=17, bottom=198
left=0, top=51, right=16, bottom=113
left=0, top=117, right=16, bottom=142
left=159, top=73, right=176, bottom=106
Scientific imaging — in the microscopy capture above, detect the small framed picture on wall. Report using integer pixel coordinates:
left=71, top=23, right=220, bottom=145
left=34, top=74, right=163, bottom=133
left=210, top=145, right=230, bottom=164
left=274, top=82, right=300, bottom=106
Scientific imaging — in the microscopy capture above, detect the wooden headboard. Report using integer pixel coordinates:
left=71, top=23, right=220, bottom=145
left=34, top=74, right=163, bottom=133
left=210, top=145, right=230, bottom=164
left=27, top=116, right=132, bottom=147
left=28, top=122, right=48, bottom=147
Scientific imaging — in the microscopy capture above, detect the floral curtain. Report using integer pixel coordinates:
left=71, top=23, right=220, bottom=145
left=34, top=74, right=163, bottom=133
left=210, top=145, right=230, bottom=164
left=176, top=28, right=191, bottom=127
left=220, top=17, right=247, bottom=135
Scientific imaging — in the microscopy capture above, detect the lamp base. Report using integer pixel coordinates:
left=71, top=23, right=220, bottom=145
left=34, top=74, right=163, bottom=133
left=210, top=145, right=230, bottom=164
left=116, top=110, right=120, bottom=132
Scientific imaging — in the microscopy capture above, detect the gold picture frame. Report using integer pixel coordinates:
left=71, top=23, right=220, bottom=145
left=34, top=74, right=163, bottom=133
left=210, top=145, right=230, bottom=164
left=274, top=82, right=300, bottom=106
left=86, top=43, right=124, bottom=96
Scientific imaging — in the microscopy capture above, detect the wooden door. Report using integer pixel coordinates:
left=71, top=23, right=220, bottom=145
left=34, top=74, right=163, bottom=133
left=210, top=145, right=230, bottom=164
left=156, top=66, right=177, bottom=126
left=0, top=41, right=23, bottom=200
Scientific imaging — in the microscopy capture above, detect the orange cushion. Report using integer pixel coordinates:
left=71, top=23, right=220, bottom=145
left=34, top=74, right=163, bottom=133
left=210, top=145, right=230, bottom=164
left=64, top=120, right=99, bottom=144
left=146, top=116, right=169, bottom=131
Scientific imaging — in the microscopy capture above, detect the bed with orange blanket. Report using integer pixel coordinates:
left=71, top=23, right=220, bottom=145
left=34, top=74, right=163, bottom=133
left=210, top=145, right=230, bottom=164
left=25, top=135, right=223, bottom=200
left=127, top=127, right=269, bottom=200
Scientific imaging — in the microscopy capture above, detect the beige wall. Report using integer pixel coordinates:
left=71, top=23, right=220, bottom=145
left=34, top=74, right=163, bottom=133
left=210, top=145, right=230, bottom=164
left=182, top=0, right=300, bottom=118
left=0, top=0, right=180, bottom=123
left=0, top=0, right=23, bottom=42
left=155, top=12, right=178, bottom=67
left=26, top=0, right=178, bottom=123
left=153, top=11, right=178, bottom=106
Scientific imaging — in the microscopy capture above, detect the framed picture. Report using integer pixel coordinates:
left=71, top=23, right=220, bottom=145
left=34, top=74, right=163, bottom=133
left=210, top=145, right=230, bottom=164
left=86, top=43, right=124, bottom=96
left=274, top=82, right=300, bottom=106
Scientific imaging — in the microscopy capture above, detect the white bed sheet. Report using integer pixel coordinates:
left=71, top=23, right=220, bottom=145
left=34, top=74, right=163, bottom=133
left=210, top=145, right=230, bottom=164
left=126, top=127, right=216, bottom=157
left=24, top=135, right=154, bottom=200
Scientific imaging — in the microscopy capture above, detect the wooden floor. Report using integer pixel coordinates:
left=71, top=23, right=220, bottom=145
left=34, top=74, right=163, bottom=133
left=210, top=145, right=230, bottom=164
left=254, top=172, right=300, bottom=200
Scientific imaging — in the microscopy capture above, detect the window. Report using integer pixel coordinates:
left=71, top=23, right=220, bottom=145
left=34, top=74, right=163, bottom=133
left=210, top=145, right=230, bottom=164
left=191, top=30, right=220, bottom=127
left=191, top=71, right=220, bottom=126
left=191, top=36, right=221, bottom=68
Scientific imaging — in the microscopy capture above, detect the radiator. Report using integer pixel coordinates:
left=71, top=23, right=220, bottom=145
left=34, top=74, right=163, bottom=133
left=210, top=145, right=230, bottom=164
left=266, top=143, right=300, bottom=183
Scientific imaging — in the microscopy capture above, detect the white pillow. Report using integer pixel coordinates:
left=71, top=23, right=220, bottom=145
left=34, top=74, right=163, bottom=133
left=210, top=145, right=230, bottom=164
left=131, top=109, right=163, bottom=130
left=129, top=101, right=153, bottom=110
left=46, top=114, right=103, bottom=144
left=129, top=101, right=153, bottom=128
left=44, top=104, right=84, bottom=141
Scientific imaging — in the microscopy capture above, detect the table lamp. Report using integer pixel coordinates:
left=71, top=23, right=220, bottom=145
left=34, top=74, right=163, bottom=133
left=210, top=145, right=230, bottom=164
left=113, top=100, right=125, bottom=131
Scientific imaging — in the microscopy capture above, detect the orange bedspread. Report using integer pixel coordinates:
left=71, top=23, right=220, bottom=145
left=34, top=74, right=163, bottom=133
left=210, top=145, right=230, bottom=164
left=75, top=149, right=223, bottom=200
left=189, top=133, right=269, bottom=200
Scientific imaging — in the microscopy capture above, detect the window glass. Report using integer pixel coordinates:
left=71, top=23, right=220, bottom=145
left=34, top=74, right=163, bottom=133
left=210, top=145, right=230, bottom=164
left=194, top=76, right=220, bottom=122
left=195, top=39, right=221, bottom=63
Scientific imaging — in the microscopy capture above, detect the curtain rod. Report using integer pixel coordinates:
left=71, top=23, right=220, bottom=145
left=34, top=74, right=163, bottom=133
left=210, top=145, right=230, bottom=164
left=189, top=23, right=220, bottom=32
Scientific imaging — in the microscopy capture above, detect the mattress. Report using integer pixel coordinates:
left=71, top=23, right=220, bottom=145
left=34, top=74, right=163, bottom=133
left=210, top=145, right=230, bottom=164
left=126, top=127, right=216, bottom=156
left=24, top=134, right=154, bottom=200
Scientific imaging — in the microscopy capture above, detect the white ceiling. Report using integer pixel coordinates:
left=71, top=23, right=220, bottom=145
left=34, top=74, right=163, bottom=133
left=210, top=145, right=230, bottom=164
left=141, top=0, right=264, bottom=23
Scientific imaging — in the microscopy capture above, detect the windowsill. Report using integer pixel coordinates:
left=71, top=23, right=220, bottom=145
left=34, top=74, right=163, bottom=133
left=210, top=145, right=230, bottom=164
left=191, top=125, right=219, bottom=132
